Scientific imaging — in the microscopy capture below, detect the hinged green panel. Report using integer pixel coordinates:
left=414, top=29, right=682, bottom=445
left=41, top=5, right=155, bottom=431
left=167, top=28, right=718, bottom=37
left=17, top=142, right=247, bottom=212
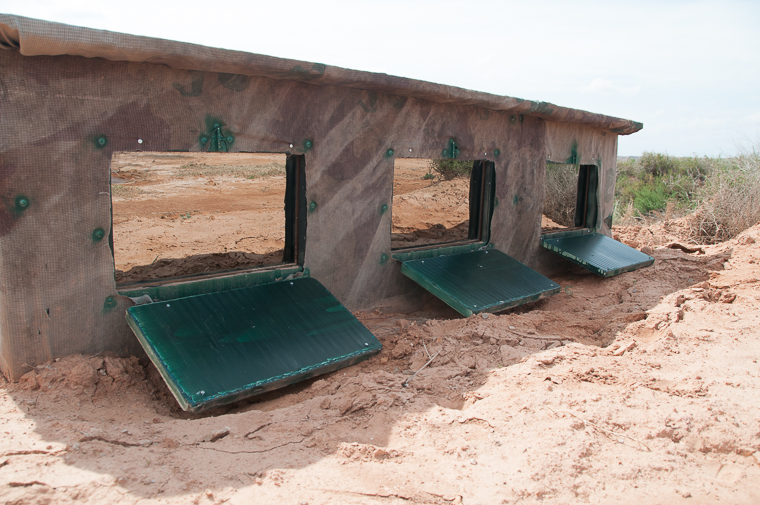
left=126, top=277, right=381, bottom=412
left=400, top=249, right=560, bottom=317
left=541, top=232, right=654, bottom=277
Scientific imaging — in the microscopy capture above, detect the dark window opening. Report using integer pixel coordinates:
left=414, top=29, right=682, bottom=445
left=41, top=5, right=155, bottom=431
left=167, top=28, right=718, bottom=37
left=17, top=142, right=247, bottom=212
left=542, top=162, right=598, bottom=232
left=111, top=152, right=306, bottom=287
left=391, top=158, right=495, bottom=250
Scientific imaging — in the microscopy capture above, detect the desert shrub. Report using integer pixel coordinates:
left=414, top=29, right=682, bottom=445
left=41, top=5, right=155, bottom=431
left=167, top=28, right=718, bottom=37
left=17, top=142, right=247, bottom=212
left=639, top=152, right=677, bottom=177
left=177, top=162, right=285, bottom=179
left=428, top=159, right=473, bottom=180
left=111, top=184, right=149, bottom=199
left=633, top=182, right=669, bottom=215
left=614, top=153, right=718, bottom=221
left=543, top=163, right=579, bottom=227
left=688, top=148, right=760, bottom=243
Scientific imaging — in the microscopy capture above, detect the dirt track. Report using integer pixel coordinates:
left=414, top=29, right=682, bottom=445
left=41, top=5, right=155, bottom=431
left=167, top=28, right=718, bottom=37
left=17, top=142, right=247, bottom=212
left=2, top=218, right=759, bottom=504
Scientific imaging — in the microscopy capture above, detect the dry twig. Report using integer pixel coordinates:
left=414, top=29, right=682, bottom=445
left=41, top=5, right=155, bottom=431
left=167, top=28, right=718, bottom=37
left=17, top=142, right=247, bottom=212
left=402, top=351, right=440, bottom=388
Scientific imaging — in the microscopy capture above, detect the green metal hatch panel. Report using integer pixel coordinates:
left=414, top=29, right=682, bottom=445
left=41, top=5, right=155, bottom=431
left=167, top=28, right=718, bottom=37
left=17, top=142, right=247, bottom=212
left=541, top=232, right=654, bottom=277
left=400, top=249, right=560, bottom=317
left=126, top=277, right=381, bottom=412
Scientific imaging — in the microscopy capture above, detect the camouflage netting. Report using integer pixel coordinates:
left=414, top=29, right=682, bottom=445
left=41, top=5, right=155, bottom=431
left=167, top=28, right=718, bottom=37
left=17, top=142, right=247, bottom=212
left=0, top=13, right=639, bottom=380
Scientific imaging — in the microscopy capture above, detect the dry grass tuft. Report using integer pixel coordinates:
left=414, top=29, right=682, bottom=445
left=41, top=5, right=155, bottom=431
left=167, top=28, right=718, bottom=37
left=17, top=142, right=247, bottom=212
left=543, top=163, right=579, bottom=228
left=688, top=148, right=760, bottom=243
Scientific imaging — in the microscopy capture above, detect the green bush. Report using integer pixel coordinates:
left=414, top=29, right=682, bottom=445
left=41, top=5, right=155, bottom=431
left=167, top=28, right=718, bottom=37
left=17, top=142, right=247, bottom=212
left=614, top=153, right=718, bottom=221
left=633, top=182, right=669, bottom=215
left=613, top=146, right=760, bottom=242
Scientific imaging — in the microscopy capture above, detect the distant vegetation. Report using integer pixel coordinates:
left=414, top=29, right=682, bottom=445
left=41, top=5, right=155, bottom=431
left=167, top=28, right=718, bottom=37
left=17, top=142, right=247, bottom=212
left=542, top=144, right=760, bottom=244
left=614, top=146, right=760, bottom=243
left=427, top=159, right=473, bottom=181
left=177, top=162, right=285, bottom=179
left=543, top=163, right=579, bottom=228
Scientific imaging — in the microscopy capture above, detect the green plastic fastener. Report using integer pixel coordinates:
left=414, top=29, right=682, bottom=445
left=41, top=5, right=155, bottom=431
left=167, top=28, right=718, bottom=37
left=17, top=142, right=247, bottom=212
left=304, top=139, right=313, bottom=150
left=380, top=253, right=389, bottom=265
left=15, top=196, right=29, bottom=210
left=95, top=135, right=108, bottom=148
left=103, top=296, right=118, bottom=312
left=92, top=228, right=106, bottom=242
left=386, top=148, right=394, bottom=158
left=200, top=119, right=233, bottom=152
left=381, top=203, right=388, bottom=214
left=493, top=149, right=501, bottom=157
left=309, top=201, right=317, bottom=212
left=443, top=138, right=459, bottom=159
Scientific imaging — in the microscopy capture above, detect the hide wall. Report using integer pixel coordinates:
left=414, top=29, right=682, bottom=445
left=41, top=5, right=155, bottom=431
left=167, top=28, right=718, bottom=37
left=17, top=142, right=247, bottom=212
left=0, top=14, right=640, bottom=380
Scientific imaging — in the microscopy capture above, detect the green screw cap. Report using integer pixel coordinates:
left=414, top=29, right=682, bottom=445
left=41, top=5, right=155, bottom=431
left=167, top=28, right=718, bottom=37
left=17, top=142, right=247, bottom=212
left=304, top=139, right=313, bottom=150
left=95, top=135, right=108, bottom=148
left=380, top=253, right=389, bottom=264
left=201, top=136, right=208, bottom=144
left=493, top=149, right=501, bottom=157
left=103, top=295, right=118, bottom=312
left=386, top=148, right=394, bottom=157
left=309, top=201, right=317, bottom=212
left=381, top=203, right=388, bottom=213
left=226, top=136, right=234, bottom=143
left=15, top=196, right=29, bottom=210
left=92, top=228, right=106, bottom=241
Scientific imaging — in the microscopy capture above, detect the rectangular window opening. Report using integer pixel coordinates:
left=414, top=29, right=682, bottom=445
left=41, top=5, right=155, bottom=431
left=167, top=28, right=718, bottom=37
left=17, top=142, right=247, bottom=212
left=542, top=162, right=598, bottom=233
left=391, top=158, right=494, bottom=251
left=111, top=152, right=305, bottom=287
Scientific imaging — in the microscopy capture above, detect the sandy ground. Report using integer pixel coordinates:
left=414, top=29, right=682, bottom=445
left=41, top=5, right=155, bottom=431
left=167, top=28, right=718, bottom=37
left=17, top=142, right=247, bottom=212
left=391, top=159, right=470, bottom=249
left=2, top=208, right=759, bottom=503
left=111, top=152, right=289, bottom=284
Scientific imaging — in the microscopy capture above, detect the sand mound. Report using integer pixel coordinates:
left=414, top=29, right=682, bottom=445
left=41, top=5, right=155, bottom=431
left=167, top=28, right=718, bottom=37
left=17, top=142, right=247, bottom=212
left=2, top=221, right=760, bottom=504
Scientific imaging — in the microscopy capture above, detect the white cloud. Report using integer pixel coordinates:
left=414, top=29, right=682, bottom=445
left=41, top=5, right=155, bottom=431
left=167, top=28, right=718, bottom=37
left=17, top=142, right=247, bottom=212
left=580, top=78, right=641, bottom=97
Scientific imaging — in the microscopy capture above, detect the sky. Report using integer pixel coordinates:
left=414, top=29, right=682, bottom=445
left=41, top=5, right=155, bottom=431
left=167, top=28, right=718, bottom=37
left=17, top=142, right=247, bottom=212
left=1, top=0, right=758, bottom=157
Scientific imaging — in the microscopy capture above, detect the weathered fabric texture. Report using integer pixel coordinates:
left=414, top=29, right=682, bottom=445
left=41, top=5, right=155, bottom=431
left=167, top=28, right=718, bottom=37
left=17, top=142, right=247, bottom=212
left=0, top=15, right=640, bottom=380
left=0, top=14, right=642, bottom=135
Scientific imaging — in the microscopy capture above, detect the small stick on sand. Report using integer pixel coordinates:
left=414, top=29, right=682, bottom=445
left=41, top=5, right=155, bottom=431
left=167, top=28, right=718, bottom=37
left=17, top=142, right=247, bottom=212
left=548, top=407, right=651, bottom=452
left=422, top=340, right=432, bottom=359
left=402, top=351, right=440, bottom=388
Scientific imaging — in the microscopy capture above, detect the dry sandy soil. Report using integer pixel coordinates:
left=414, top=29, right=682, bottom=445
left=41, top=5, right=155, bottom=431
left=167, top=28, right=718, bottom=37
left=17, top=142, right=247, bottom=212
left=1, top=155, right=759, bottom=504
left=111, top=152, right=289, bottom=284
left=391, top=159, right=471, bottom=249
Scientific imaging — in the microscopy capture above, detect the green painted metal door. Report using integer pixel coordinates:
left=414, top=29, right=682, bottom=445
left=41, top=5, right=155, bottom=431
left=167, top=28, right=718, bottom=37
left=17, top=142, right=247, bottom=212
left=541, top=232, right=654, bottom=277
left=400, top=249, right=560, bottom=317
left=126, top=277, right=381, bottom=412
